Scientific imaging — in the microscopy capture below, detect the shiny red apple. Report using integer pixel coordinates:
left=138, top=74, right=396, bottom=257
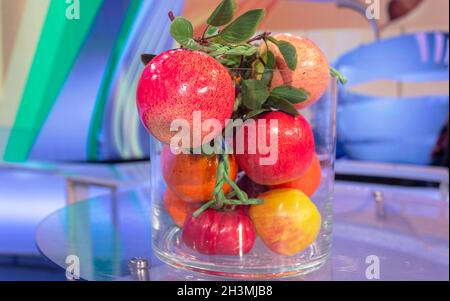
left=235, top=111, right=315, bottom=185
left=136, top=49, right=235, bottom=147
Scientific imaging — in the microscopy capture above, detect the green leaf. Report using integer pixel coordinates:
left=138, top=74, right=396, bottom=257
left=271, top=85, right=309, bottom=104
left=277, top=41, right=297, bottom=70
left=233, top=94, right=242, bottom=112
left=267, top=37, right=297, bottom=70
left=216, top=56, right=241, bottom=67
left=244, top=45, right=259, bottom=56
left=245, top=108, right=270, bottom=119
left=208, top=44, right=258, bottom=57
left=265, top=96, right=299, bottom=116
left=226, top=45, right=258, bottom=56
left=170, top=17, right=198, bottom=49
left=219, top=9, right=265, bottom=44
left=207, top=0, right=237, bottom=26
left=204, top=43, right=226, bottom=54
left=261, top=50, right=276, bottom=84
left=241, top=79, right=270, bottom=110
left=208, top=45, right=231, bottom=56
left=263, top=49, right=276, bottom=67
left=207, top=26, right=218, bottom=35
left=330, top=66, right=348, bottom=85
left=223, top=46, right=246, bottom=56
left=140, top=54, right=156, bottom=66
left=252, top=59, right=265, bottom=80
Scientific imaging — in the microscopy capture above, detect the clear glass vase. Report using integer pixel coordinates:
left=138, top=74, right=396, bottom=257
left=149, top=70, right=337, bottom=278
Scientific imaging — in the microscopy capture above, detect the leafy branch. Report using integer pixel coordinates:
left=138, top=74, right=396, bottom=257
left=193, top=150, right=263, bottom=217
left=143, top=0, right=347, bottom=214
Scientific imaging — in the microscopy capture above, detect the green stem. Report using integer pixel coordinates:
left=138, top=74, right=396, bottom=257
left=202, top=25, right=210, bottom=40
left=330, top=67, right=348, bottom=85
left=192, top=151, right=263, bottom=217
left=193, top=200, right=216, bottom=217
left=246, top=32, right=271, bottom=44
left=224, top=173, right=248, bottom=203
left=203, top=33, right=220, bottom=41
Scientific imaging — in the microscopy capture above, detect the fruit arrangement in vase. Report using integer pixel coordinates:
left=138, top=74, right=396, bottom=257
left=137, top=0, right=345, bottom=275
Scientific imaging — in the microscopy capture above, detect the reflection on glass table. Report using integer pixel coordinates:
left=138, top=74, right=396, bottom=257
left=36, top=181, right=449, bottom=281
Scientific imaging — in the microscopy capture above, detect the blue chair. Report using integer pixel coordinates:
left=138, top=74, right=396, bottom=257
left=334, top=32, right=449, bottom=165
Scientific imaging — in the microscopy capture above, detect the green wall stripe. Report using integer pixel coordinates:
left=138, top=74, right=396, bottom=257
left=3, top=0, right=104, bottom=161
left=87, top=0, right=144, bottom=161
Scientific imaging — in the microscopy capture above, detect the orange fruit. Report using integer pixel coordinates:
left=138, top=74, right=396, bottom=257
left=271, top=153, right=321, bottom=197
left=262, top=33, right=330, bottom=109
left=161, top=145, right=238, bottom=202
left=249, top=188, right=321, bottom=256
left=163, top=188, right=200, bottom=228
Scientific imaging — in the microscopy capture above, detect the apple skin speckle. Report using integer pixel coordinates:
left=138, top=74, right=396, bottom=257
left=137, top=49, right=235, bottom=147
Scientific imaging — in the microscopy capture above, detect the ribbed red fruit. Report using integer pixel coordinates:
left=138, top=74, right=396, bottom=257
left=182, top=208, right=256, bottom=255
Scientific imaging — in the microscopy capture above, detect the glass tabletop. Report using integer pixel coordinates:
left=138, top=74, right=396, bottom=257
left=36, top=184, right=449, bottom=281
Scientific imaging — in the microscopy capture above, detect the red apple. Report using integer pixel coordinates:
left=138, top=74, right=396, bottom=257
left=136, top=49, right=235, bottom=147
left=235, top=111, right=314, bottom=185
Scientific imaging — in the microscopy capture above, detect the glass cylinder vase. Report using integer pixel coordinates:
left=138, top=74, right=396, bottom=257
left=150, top=73, right=337, bottom=278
